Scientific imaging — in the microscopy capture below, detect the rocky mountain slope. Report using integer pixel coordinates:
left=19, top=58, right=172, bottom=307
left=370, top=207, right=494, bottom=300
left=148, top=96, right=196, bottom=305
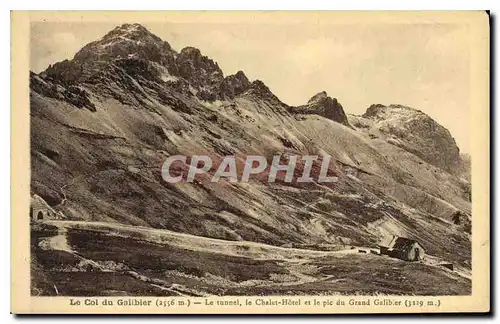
left=30, top=23, right=471, bottom=283
left=349, top=104, right=463, bottom=174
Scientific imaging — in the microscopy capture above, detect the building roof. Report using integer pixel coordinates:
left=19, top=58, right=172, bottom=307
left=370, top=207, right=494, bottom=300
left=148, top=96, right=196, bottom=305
left=391, top=237, right=423, bottom=252
left=31, top=194, right=52, bottom=210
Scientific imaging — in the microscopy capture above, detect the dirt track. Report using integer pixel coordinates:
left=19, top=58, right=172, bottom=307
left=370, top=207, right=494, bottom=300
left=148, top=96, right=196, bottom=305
left=32, top=220, right=471, bottom=296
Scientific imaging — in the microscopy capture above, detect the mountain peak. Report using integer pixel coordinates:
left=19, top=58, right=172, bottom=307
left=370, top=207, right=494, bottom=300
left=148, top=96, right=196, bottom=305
left=98, top=23, right=166, bottom=46
left=104, top=23, right=153, bottom=38
left=307, top=91, right=329, bottom=104
left=245, top=80, right=284, bottom=103
left=234, top=70, right=247, bottom=81
left=359, top=103, right=460, bottom=173
left=73, top=23, right=172, bottom=63
left=290, top=91, right=350, bottom=127
left=180, top=46, right=202, bottom=56
left=362, top=104, right=424, bottom=120
left=219, top=71, right=251, bottom=99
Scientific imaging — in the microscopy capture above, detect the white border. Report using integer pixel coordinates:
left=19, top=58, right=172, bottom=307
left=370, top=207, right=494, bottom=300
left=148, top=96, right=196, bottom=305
left=4, top=1, right=497, bottom=323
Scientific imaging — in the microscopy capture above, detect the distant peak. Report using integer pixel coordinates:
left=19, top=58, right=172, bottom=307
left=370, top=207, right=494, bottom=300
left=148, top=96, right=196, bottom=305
left=234, top=70, right=247, bottom=80
left=244, top=80, right=285, bottom=105
left=251, top=80, right=269, bottom=91
left=248, top=80, right=279, bottom=98
left=180, top=46, right=202, bottom=56
left=307, top=91, right=329, bottom=104
left=101, top=23, right=160, bottom=42
left=363, top=104, right=423, bottom=119
left=224, top=70, right=250, bottom=86
left=177, top=46, right=221, bottom=72
left=72, top=23, right=171, bottom=64
left=219, top=71, right=251, bottom=99
left=115, top=23, right=147, bottom=32
left=290, top=91, right=350, bottom=127
left=121, top=23, right=146, bottom=29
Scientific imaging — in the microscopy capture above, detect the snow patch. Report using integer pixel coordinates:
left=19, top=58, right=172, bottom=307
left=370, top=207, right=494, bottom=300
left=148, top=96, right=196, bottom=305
left=161, top=74, right=179, bottom=83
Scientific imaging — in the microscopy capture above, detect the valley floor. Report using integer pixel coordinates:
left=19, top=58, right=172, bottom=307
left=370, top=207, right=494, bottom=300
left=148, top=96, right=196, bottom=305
left=31, top=220, right=471, bottom=297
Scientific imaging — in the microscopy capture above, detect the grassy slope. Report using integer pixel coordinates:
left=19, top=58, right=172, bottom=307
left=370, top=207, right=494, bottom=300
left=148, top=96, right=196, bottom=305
left=31, top=222, right=470, bottom=296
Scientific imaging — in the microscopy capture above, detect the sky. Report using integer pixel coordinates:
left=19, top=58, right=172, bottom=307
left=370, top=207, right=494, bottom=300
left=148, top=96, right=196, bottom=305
left=30, top=16, right=471, bottom=153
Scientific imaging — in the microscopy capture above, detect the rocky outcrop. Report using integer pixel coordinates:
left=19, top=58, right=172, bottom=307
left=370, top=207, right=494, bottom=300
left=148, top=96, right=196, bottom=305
left=30, top=72, right=96, bottom=111
left=176, top=46, right=224, bottom=91
left=289, top=91, right=350, bottom=127
left=219, top=71, right=251, bottom=99
left=243, top=80, right=287, bottom=105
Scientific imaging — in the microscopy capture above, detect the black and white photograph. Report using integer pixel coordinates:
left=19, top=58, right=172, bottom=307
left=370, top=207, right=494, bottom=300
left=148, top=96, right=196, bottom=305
left=9, top=10, right=490, bottom=314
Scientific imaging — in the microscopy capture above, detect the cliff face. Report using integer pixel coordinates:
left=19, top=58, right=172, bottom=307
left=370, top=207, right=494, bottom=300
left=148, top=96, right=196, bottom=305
left=30, top=24, right=471, bottom=268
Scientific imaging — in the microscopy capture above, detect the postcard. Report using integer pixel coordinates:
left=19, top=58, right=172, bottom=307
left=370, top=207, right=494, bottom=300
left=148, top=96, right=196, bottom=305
left=11, top=10, right=490, bottom=314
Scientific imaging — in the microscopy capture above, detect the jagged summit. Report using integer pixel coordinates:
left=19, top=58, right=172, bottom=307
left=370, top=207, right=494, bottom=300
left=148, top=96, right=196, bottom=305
left=39, top=23, right=356, bottom=108
left=249, top=80, right=275, bottom=96
left=38, top=23, right=286, bottom=103
left=238, top=80, right=288, bottom=108
left=73, top=23, right=174, bottom=64
left=179, top=46, right=202, bottom=56
left=176, top=46, right=224, bottom=90
left=219, top=70, right=251, bottom=99
left=307, top=91, right=329, bottom=104
left=289, top=91, right=350, bottom=127
left=102, top=23, right=162, bottom=42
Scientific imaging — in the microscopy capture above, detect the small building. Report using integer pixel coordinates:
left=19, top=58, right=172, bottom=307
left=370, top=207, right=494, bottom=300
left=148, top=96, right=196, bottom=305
left=30, top=194, right=57, bottom=221
left=379, top=236, right=425, bottom=262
